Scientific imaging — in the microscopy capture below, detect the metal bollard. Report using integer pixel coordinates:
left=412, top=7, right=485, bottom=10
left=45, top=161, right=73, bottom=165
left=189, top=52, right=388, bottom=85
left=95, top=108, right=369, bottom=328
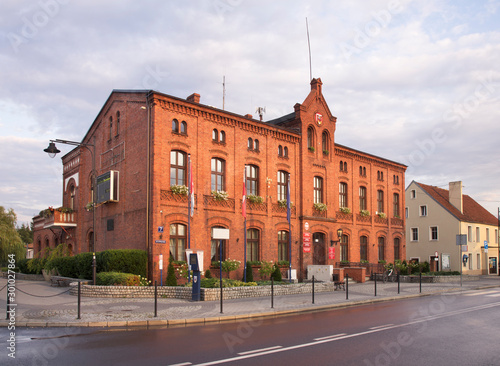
left=6, top=287, right=10, bottom=320
left=398, top=272, right=400, bottom=294
left=271, top=277, right=274, bottom=309
left=419, top=271, right=422, bottom=293
left=374, top=272, right=377, bottom=297
left=154, top=281, right=158, bottom=317
left=77, top=282, right=81, bottom=320
left=312, top=275, right=315, bottom=304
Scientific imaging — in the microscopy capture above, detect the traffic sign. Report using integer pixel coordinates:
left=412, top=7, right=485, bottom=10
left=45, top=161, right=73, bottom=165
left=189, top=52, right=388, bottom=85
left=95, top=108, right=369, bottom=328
left=485, top=240, right=488, bottom=252
left=158, top=226, right=164, bottom=233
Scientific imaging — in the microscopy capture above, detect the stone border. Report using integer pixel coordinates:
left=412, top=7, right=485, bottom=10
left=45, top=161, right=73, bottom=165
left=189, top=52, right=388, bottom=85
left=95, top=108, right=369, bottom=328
left=0, top=272, right=45, bottom=281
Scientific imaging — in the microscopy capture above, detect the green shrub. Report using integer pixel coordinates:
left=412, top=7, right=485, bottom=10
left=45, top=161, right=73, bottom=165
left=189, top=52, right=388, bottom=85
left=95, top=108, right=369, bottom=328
left=99, top=249, right=147, bottom=277
left=96, top=272, right=140, bottom=286
left=271, top=264, right=282, bottom=282
left=166, top=257, right=177, bottom=286
left=258, top=261, right=274, bottom=280
left=27, top=258, right=46, bottom=275
left=243, top=262, right=254, bottom=282
left=17, top=258, right=30, bottom=274
left=50, top=256, right=78, bottom=278
left=205, top=269, right=212, bottom=278
left=199, top=278, right=258, bottom=288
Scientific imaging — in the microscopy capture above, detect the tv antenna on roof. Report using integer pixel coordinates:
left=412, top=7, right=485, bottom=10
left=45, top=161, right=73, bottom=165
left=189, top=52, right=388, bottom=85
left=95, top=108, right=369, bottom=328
left=256, top=106, right=266, bottom=121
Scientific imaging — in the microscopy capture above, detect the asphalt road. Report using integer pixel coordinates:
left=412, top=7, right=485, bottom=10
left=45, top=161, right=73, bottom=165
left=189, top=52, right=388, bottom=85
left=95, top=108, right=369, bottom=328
left=2, top=288, right=500, bottom=366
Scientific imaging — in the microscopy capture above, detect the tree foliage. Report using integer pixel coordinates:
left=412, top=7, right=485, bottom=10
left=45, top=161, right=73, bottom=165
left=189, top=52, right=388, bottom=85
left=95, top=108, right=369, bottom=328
left=17, top=222, right=33, bottom=245
left=0, top=207, right=26, bottom=265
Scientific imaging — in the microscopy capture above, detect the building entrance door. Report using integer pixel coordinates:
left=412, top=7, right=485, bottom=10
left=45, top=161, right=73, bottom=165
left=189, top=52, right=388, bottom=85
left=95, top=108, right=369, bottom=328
left=313, top=232, right=326, bottom=265
left=489, top=257, right=497, bottom=274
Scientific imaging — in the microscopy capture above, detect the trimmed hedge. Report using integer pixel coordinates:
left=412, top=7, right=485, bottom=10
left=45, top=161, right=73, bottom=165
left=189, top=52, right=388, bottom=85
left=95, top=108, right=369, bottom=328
left=50, top=256, right=78, bottom=278
left=96, top=272, right=140, bottom=286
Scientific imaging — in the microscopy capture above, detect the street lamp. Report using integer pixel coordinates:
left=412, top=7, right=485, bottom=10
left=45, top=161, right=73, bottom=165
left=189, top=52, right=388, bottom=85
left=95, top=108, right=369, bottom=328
left=330, top=228, right=344, bottom=247
left=44, top=138, right=97, bottom=285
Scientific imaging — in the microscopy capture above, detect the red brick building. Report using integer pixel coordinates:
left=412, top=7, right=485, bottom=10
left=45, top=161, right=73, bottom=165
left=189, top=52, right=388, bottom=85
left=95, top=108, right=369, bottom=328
left=34, top=78, right=407, bottom=281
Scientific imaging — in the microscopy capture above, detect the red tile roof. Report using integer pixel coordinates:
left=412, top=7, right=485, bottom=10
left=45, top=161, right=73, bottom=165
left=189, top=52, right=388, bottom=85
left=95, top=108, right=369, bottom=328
left=415, top=182, right=498, bottom=226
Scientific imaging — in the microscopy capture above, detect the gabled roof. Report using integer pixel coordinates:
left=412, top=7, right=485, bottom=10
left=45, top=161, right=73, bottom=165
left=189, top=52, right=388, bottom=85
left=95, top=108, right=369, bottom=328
left=414, top=182, right=498, bottom=226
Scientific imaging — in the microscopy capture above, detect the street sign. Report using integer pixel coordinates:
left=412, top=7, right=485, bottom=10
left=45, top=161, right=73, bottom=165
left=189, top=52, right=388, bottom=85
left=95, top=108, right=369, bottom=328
left=303, top=232, right=311, bottom=253
left=158, top=226, right=164, bottom=233
left=484, top=240, right=488, bottom=252
left=456, top=234, right=467, bottom=245
left=155, top=240, right=166, bottom=244
left=304, top=222, right=310, bottom=231
left=159, top=254, right=163, bottom=270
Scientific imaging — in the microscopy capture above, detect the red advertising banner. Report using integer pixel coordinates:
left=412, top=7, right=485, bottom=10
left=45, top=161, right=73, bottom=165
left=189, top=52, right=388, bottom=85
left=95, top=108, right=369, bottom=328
left=303, top=232, right=311, bottom=253
left=328, top=246, right=335, bottom=260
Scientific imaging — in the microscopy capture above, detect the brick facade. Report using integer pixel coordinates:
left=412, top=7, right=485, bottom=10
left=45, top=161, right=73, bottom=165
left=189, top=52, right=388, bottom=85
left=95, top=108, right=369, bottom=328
left=34, top=79, right=406, bottom=282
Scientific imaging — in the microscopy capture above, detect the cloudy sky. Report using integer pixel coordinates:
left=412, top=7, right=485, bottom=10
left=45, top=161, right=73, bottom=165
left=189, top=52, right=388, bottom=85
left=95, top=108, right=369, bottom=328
left=1, top=0, right=499, bottom=225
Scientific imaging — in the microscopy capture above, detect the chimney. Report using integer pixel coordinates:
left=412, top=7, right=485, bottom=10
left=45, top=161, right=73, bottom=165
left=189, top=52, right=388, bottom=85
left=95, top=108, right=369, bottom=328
left=186, top=93, right=200, bottom=103
left=449, top=181, right=463, bottom=213
left=244, top=114, right=253, bottom=119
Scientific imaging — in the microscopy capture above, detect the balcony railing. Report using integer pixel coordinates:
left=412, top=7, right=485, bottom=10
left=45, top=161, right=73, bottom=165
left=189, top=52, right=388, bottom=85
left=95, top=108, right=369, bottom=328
left=44, top=211, right=77, bottom=228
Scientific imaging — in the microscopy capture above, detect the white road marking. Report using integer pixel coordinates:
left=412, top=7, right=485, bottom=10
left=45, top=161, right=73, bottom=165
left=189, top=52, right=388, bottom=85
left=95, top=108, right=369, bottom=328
left=369, top=324, right=394, bottom=330
left=313, top=333, right=347, bottom=341
left=238, top=346, right=282, bottom=355
left=463, top=290, right=498, bottom=296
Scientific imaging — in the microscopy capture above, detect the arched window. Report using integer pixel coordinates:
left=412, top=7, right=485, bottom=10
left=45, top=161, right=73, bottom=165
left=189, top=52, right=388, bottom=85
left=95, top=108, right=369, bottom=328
left=394, top=238, right=400, bottom=261
left=322, top=131, right=329, bottom=153
left=359, top=186, right=367, bottom=211
left=211, top=158, right=225, bottom=191
left=363, top=167, right=366, bottom=176
left=170, top=223, right=186, bottom=261
left=278, top=145, right=283, bottom=156
left=393, top=193, right=400, bottom=217
left=360, top=236, right=368, bottom=261
left=278, top=230, right=289, bottom=262
left=109, top=116, right=113, bottom=140
left=339, top=161, right=344, bottom=171
left=307, top=127, right=314, bottom=149
left=211, top=226, right=226, bottom=261
left=359, top=166, right=363, bottom=176
left=116, top=111, right=120, bottom=136
left=172, top=119, right=179, bottom=133
left=247, top=138, right=253, bottom=150
left=245, top=165, right=259, bottom=196
left=254, top=139, right=259, bottom=151
left=69, top=184, right=76, bottom=210
left=378, top=237, right=385, bottom=261
left=284, top=146, right=288, bottom=157
left=220, top=130, right=225, bottom=143
left=212, top=129, right=218, bottom=141
left=277, top=170, right=289, bottom=201
left=314, top=176, right=323, bottom=204
left=344, top=162, right=347, bottom=172
left=180, top=121, right=187, bottom=134
left=246, top=228, right=260, bottom=262
left=340, top=234, right=349, bottom=261
left=339, top=182, right=348, bottom=208
left=170, top=150, right=186, bottom=186
left=377, top=190, right=384, bottom=213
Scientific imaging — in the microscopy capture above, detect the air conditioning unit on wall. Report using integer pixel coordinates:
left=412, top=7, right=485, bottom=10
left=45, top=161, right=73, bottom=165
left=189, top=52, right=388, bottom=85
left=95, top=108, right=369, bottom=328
left=96, top=170, right=119, bottom=203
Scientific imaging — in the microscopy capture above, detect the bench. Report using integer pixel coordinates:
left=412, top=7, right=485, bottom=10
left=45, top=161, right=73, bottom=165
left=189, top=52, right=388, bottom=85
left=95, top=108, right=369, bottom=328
left=50, top=276, right=87, bottom=287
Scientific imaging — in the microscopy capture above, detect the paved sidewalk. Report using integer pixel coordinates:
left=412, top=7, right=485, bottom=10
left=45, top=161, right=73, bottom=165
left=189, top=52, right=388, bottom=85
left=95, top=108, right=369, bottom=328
left=1, top=276, right=499, bottom=328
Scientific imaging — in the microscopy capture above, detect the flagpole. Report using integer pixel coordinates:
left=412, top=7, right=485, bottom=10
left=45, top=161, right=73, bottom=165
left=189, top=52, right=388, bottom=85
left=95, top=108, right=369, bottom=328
left=187, top=154, right=191, bottom=283
left=243, top=166, right=247, bottom=282
left=287, top=174, right=292, bottom=283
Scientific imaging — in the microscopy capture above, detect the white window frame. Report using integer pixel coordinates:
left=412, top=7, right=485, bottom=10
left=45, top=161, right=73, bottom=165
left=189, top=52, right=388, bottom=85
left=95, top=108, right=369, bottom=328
left=411, top=227, right=419, bottom=242
left=419, top=205, right=427, bottom=217
left=405, top=207, right=409, bottom=219
left=410, top=190, right=416, bottom=199
left=429, top=226, right=438, bottom=241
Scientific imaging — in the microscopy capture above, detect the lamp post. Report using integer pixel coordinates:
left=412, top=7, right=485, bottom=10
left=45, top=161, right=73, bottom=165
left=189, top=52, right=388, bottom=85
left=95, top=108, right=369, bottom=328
left=44, top=138, right=97, bottom=285
left=330, top=228, right=344, bottom=247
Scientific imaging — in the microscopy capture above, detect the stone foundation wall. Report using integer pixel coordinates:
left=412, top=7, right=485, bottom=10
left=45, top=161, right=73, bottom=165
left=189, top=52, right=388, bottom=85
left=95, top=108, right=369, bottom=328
left=70, top=281, right=338, bottom=300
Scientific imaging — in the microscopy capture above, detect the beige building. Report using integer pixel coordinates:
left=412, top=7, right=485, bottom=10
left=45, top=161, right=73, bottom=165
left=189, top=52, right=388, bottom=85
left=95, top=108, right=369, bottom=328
left=406, top=181, right=499, bottom=275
